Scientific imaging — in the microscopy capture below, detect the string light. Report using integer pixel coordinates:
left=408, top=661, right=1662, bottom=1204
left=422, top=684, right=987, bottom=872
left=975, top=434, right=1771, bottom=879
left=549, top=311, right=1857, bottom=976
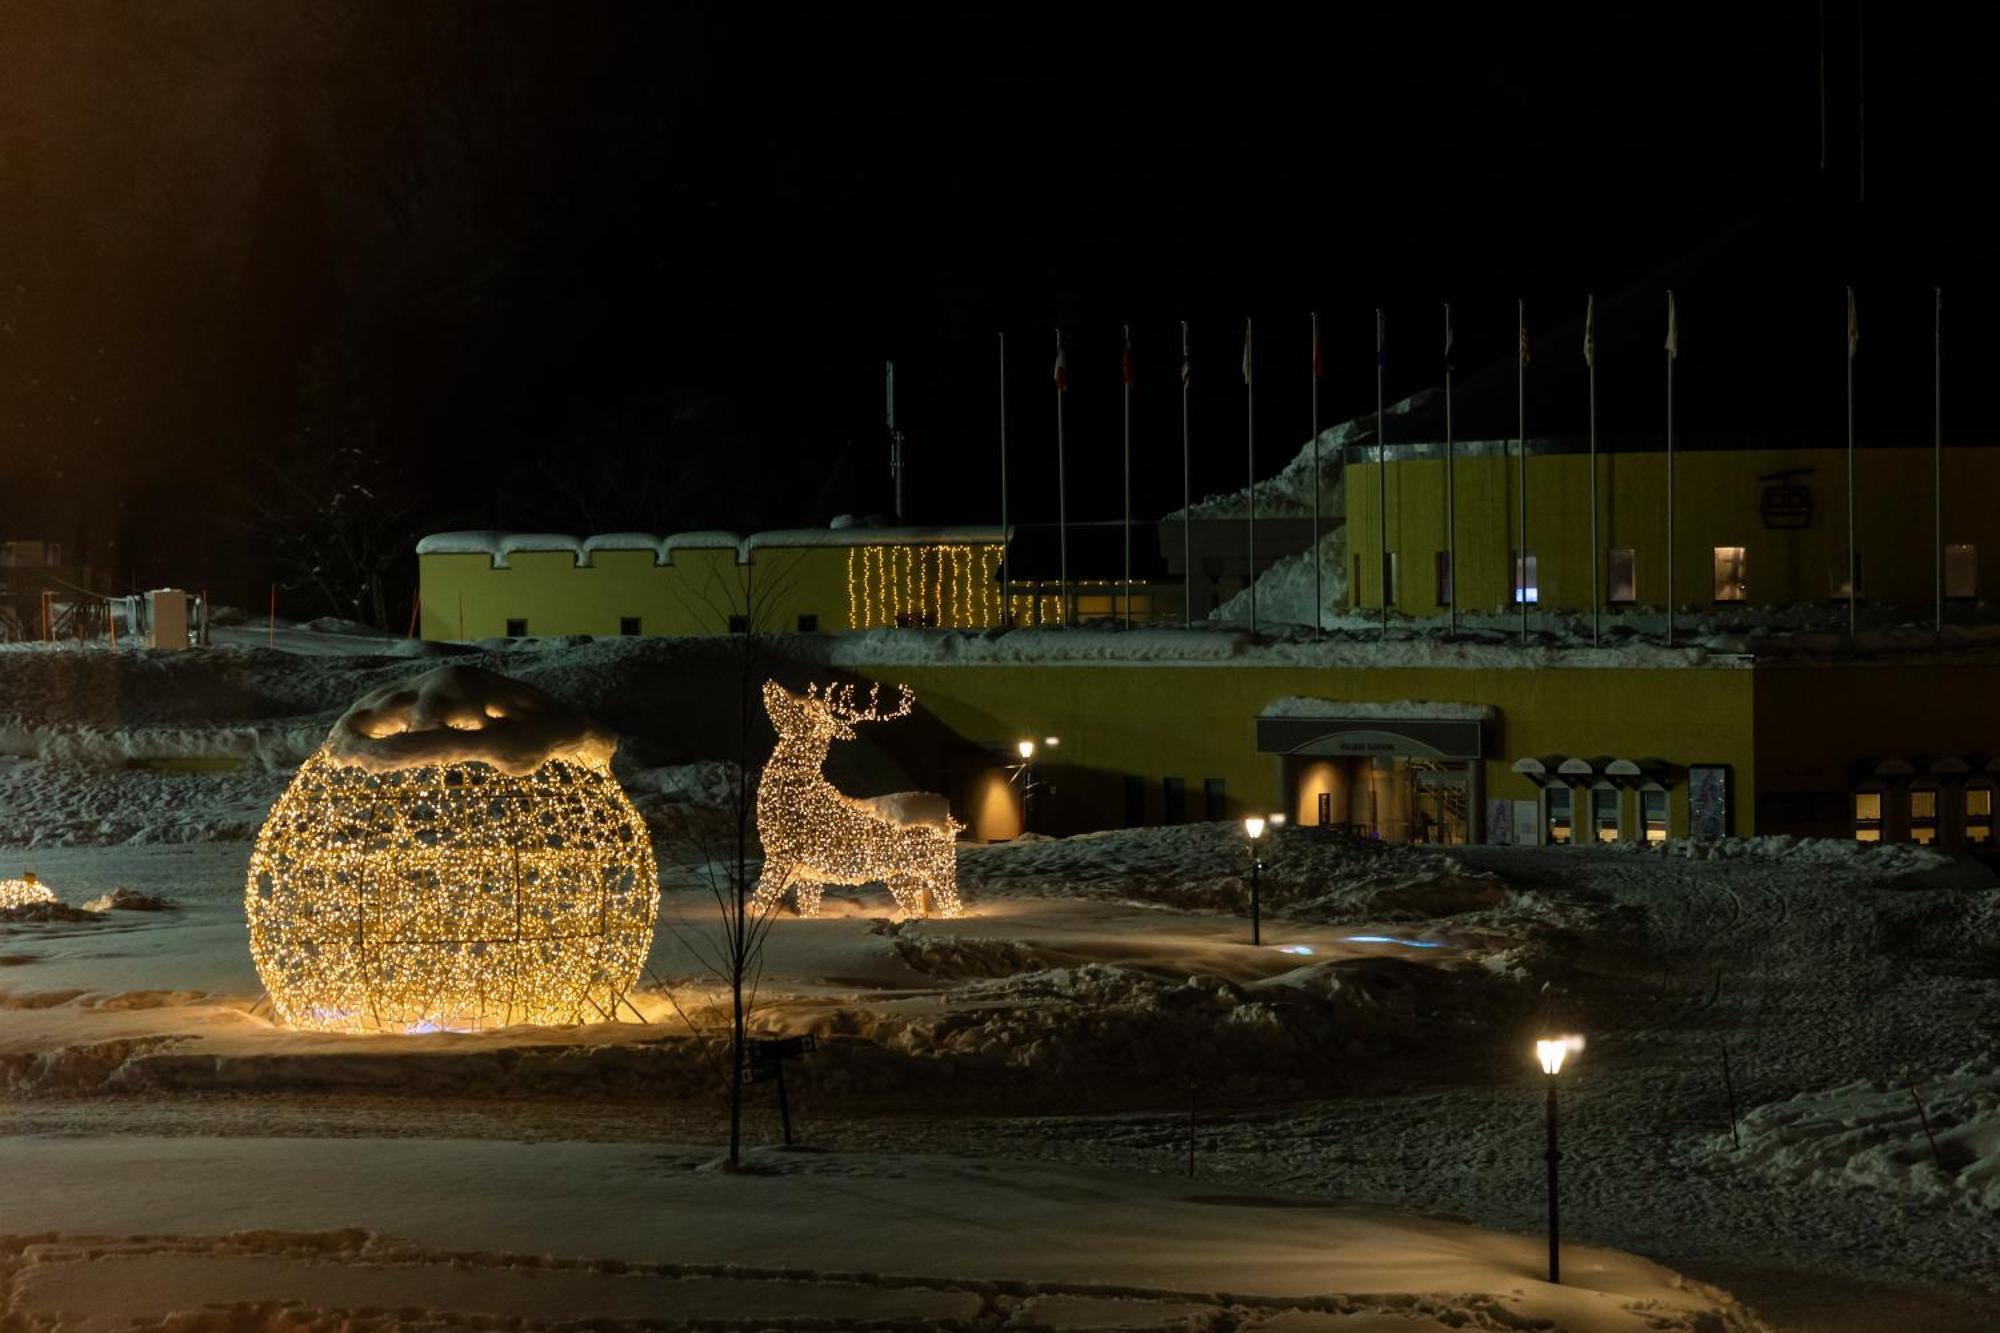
left=752, top=680, right=963, bottom=919
left=246, top=670, right=658, bottom=1035
left=0, top=872, right=54, bottom=909
left=841, top=543, right=1007, bottom=630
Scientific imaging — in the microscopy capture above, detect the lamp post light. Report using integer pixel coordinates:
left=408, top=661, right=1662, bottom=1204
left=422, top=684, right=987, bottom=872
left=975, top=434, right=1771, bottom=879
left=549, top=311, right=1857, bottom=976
left=1535, top=1034, right=1584, bottom=1284
left=1243, top=815, right=1267, bottom=945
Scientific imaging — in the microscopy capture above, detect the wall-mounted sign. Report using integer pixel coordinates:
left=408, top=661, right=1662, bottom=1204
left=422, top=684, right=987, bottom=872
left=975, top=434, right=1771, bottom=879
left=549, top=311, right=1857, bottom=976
left=1759, top=468, right=1814, bottom=530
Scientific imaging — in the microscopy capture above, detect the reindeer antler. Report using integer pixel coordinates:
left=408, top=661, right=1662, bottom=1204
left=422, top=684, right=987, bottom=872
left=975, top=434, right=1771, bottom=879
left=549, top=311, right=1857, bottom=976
left=819, top=681, right=915, bottom=726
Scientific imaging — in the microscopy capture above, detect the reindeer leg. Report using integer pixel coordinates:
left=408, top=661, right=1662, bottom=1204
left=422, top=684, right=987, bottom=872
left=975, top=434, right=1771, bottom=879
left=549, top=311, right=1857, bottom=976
left=750, top=862, right=793, bottom=913
left=885, top=875, right=925, bottom=918
left=794, top=879, right=826, bottom=918
left=927, top=861, right=964, bottom=919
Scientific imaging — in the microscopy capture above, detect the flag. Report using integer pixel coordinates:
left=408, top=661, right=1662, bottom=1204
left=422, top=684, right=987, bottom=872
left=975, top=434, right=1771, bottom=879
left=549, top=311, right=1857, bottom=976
left=1121, top=325, right=1133, bottom=386
left=1179, top=321, right=1191, bottom=388
left=1311, top=313, right=1323, bottom=380
left=1665, top=290, right=1678, bottom=360
left=1375, top=309, right=1385, bottom=374
left=1241, top=317, right=1253, bottom=386
left=1583, top=294, right=1596, bottom=368
left=1846, top=286, right=1858, bottom=359
left=1443, top=304, right=1454, bottom=373
left=1053, top=330, right=1068, bottom=392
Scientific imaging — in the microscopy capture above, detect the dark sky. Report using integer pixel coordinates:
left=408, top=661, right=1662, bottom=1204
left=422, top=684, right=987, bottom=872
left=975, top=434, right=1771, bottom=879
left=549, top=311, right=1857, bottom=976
left=0, top=2, right=1992, bottom=611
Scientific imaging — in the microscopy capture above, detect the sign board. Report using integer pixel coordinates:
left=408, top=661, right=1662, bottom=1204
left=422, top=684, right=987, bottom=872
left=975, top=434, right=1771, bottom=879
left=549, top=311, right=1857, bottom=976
left=1760, top=484, right=1812, bottom=529
left=1256, top=716, right=1482, bottom=761
left=751, top=1034, right=817, bottom=1061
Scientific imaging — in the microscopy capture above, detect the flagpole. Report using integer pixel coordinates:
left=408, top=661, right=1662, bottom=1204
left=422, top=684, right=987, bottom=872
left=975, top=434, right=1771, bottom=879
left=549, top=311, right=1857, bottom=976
left=1246, top=317, right=1257, bottom=637
left=1444, top=302, right=1456, bottom=639
left=1056, top=327, right=1070, bottom=629
left=1123, top=323, right=1133, bottom=630
left=1311, top=310, right=1322, bottom=637
left=1846, top=288, right=1856, bottom=644
left=1587, top=294, right=1599, bottom=647
left=1666, top=290, right=1677, bottom=648
left=1517, top=299, right=1527, bottom=645
left=999, top=330, right=1010, bottom=628
left=1376, top=308, right=1387, bottom=637
left=1182, top=321, right=1192, bottom=629
left=1935, top=286, right=1943, bottom=637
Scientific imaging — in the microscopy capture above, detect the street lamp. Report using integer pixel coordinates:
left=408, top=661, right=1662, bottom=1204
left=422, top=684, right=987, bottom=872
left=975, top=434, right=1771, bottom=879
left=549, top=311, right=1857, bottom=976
left=1243, top=816, right=1267, bottom=945
left=1013, top=740, right=1043, bottom=834
left=1534, top=1034, right=1584, bottom=1284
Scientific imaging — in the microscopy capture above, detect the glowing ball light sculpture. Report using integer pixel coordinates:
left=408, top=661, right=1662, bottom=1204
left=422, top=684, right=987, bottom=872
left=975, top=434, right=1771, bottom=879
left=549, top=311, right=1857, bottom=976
left=247, top=666, right=659, bottom=1034
left=753, top=680, right=963, bottom=919
left=0, top=871, right=56, bottom=909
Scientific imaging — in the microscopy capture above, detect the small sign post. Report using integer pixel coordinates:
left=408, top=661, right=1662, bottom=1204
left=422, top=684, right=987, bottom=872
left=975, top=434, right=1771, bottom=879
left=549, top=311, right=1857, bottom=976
left=743, top=1034, right=817, bottom=1146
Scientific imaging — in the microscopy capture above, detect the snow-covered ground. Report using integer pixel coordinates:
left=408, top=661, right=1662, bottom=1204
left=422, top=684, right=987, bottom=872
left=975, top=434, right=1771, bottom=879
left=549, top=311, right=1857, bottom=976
left=1, top=637, right=1997, bottom=1329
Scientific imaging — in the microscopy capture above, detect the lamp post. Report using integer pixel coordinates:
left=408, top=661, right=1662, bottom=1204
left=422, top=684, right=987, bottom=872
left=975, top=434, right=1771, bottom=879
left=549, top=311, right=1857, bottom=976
left=1243, top=816, right=1267, bottom=945
left=1535, top=1035, right=1583, bottom=1285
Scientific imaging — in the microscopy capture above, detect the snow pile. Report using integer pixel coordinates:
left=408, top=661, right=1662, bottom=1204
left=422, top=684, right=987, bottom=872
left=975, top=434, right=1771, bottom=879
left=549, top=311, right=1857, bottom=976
left=326, top=665, right=618, bottom=775
left=1165, top=395, right=1446, bottom=522
left=1701, top=1060, right=2000, bottom=1214
left=0, top=720, right=322, bottom=771
left=1210, top=527, right=1348, bottom=629
left=622, top=760, right=741, bottom=808
left=1260, top=696, right=1495, bottom=720
left=0, top=756, right=293, bottom=846
left=1633, top=835, right=1952, bottom=873
left=855, top=790, right=954, bottom=831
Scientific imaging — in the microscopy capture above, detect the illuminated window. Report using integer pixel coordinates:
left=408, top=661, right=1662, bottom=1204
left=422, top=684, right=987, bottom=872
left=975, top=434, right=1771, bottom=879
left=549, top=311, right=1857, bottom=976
left=1641, top=788, right=1668, bottom=843
left=1713, top=547, right=1747, bottom=602
left=504, top=618, right=527, bottom=637
left=1831, top=553, right=1863, bottom=601
left=1909, top=787, right=1939, bottom=845
left=619, top=616, right=641, bottom=637
left=1968, top=786, right=1993, bottom=844
left=1607, top=549, right=1636, bottom=604
left=1545, top=786, right=1572, bottom=845
left=1946, top=545, right=1977, bottom=599
left=1591, top=785, right=1621, bottom=842
left=1435, top=552, right=1454, bottom=606
left=1853, top=789, right=1884, bottom=842
left=1513, top=552, right=1540, bottom=605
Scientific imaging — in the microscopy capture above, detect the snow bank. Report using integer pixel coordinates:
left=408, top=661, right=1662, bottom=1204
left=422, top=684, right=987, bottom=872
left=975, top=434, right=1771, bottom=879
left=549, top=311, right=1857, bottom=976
left=1260, top=696, right=1495, bottom=721
left=1702, top=1060, right=2000, bottom=1214
left=854, top=790, right=955, bottom=831
left=325, top=665, right=618, bottom=775
left=1210, top=527, right=1349, bottom=629
left=1628, top=834, right=1952, bottom=873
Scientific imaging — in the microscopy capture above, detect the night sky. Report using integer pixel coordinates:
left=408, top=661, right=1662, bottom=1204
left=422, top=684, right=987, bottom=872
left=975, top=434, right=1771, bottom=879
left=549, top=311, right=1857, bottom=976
left=1, top=3, right=1993, bottom=614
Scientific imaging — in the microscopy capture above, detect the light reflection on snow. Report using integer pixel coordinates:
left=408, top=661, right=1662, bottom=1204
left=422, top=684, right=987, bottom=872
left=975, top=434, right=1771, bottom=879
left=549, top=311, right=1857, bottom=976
left=1343, top=935, right=1447, bottom=949
left=1276, top=944, right=1316, bottom=955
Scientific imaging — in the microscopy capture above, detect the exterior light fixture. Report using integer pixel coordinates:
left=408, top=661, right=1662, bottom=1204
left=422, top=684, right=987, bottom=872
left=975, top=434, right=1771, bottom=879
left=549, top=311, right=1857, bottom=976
left=1017, top=739, right=1037, bottom=759
left=1242, top=816, right=1267, bottom=944
left=1534, top=1034, right=1584, bottom=1283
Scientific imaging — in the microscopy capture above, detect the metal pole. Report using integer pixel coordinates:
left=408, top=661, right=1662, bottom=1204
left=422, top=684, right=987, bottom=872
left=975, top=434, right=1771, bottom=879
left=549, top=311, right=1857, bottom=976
left=1666, top=303, right=1676, bottom=647
left=1377, top=308, right=1387, bottom=635
left=1445, top=303, right=1456, bottom=638
left=1818, top=0, right=1827, bottom=172
left=1935, top=287, right=1943, bottom=636
left=1311, top=310, right=1322, bottom=636
left=999, top=331, right=1009, bottom=628
left=1517, top=299, right=1528, bottom=644
left=1250, top=844, right=1262, bottom=946
left=1246, top=317, right=1257, bottom=636
left=1123, top=324, right=1133, bottom=630
left=1545, top=1074, right=1562, bottom=1284
left=1182, top=321, right=1193, bottom=629
left=1057, top=329, right=1070, bottom=628
left=1847, top=288, right=1857, bottom=643
left=1588, top=295, right=1599, bottom=646
left=776, top=1058, right=794, bottom=1147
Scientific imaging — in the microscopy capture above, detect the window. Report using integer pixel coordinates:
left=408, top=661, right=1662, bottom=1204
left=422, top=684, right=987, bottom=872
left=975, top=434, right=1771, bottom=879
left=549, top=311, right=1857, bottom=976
left=1434, top=552, right=1454, bottom=606
left=504, top=618, right=527, bottom=637
left=1607, top=548, right=1636, bottom=604
left=1831, top=553, right=1863, bottom=601
left=1163, top=777, right=1186, bottom=825
left=1512, top=552, right=1539, bottom=604
left=1909, top=788, right=1939, bottom=845
left=727, top=614, right=750, bottom=634
left=1382, top=552, right=1399, bottom=607
left=1123, top=775, right=1146, bottom=828
left=1689, top=764, right=1731, bottom=839
left=1203, top=778, right=1227, bottom=822
left=619, top=616, right=642, bottom=636
left=1545, top=786, right=1573, bottom=844
left=797, top=613, right=820, bottom=633
left=1853, top=789, right=1884, bottom=843
left=1591, top=786, right=1621, bottom=842
left=1946, top=544, right=1978, bottom=599
left=1713, top=546, right=1747, bottom=602
left=1641, top=788, right=1669, bottom=843
left=1967, top=786, right=1994, bottom=844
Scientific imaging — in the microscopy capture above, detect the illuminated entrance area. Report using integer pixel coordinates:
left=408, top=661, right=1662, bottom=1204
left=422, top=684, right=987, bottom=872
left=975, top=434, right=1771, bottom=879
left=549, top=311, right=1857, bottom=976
left=1257, top=701, right=1488, bottom=845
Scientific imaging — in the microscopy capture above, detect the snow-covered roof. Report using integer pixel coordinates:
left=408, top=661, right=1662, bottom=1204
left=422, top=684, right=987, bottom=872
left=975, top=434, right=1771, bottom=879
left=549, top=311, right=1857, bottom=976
left=324, top=665, right=618, bottom=775
left=418, top=526, right=1011, bottom=568
left=1258, top=697, right=1496, bottom=721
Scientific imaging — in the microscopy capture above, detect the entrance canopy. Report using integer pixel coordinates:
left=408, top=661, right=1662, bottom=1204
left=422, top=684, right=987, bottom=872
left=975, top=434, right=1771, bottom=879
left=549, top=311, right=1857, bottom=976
left=1256, top=698, right=1489, bottom=760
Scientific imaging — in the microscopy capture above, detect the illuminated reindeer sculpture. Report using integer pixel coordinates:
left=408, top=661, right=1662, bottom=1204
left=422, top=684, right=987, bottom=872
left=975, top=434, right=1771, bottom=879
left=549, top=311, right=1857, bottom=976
left=753, top=680, right=964, bottom=918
